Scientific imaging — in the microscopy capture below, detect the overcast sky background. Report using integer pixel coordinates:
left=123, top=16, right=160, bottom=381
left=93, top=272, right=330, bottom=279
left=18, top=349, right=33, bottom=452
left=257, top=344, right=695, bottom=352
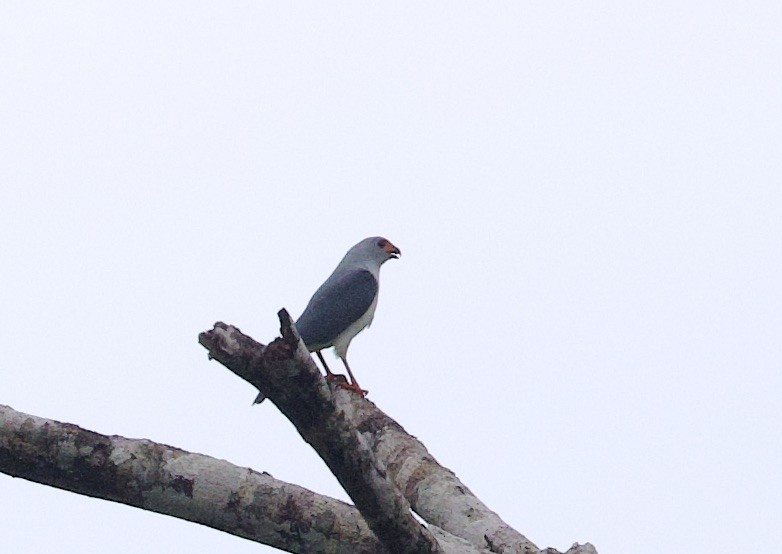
left=2, top=3, right=780, bottom=553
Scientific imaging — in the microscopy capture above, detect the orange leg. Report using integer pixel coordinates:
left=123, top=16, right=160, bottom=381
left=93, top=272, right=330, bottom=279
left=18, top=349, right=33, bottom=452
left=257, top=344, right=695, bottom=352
left=317, top=351, right=341, bottom=382
left=341, top=358, right=368, bottom=397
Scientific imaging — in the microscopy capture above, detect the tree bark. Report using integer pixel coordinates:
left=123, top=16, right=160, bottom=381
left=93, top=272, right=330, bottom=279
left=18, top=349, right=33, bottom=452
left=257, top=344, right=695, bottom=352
left=0, top=312, right=597, bottom=554
left=200, top=312, right=442, bottom=554
left=197, top=312, right=596, bottom=554
left=0, top=405, right=383, bottom=553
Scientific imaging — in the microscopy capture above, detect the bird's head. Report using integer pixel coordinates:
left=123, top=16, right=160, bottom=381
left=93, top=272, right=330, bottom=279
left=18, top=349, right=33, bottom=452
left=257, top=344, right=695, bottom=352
left=344, top=237, right=401, bottom=269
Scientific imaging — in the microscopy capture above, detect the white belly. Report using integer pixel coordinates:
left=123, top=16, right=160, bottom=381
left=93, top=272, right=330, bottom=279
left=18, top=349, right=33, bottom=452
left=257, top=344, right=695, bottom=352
left=332, top=293, right=378, bottom=360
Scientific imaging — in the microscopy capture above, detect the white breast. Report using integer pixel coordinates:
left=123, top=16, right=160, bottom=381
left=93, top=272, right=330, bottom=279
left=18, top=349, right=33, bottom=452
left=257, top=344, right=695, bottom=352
left=332, top=293, right=379, bottom=360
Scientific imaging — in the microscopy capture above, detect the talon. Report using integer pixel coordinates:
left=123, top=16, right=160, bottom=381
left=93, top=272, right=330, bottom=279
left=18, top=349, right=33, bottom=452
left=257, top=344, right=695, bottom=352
left=338, top=380, right=369, bottom=397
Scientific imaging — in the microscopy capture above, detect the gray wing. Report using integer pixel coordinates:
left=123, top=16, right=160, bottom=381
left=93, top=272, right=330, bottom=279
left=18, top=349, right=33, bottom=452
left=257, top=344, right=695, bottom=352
left=295, top=269, right=378, bottom=349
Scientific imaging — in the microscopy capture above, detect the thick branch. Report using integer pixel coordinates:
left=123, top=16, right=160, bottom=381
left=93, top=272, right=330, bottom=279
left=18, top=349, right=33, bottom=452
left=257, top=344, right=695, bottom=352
left=346, top=398, right=536, bottom=553
left=199, top=317, right=595, bottom=554
left=200, top=316, right=442, bottom=554
left=0, top=404, right=386, bottom=553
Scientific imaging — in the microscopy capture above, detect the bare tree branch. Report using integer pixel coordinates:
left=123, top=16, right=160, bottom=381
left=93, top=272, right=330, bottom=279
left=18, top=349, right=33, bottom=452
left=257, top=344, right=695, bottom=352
left=0, top=314, right=597, bottom=554
left=348, top=391, right=536, bottom=553
left=198, top=315, right=596, bottom=554
left=200, top=313, right=443, bottom=554
left=0, top=404, right=385, bottom=553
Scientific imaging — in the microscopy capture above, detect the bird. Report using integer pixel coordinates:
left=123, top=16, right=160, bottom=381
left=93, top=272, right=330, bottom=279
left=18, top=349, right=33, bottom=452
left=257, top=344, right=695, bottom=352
left=253, top=237, right=400, bottom=404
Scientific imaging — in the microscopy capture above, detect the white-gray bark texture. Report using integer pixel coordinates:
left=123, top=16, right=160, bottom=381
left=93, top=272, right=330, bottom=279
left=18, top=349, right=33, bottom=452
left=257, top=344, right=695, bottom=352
left=0, top=311, right=597, bottom=554
left=0, top=404, right=385, bottom=553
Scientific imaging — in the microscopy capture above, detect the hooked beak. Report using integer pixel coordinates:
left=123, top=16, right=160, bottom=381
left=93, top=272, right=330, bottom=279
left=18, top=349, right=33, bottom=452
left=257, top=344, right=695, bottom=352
left=384, top=241, right=401, bottom=259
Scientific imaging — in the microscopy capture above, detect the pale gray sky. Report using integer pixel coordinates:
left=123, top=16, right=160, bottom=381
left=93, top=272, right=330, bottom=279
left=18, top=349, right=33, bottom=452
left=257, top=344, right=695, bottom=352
left=2, top=3, right=780, bottom=553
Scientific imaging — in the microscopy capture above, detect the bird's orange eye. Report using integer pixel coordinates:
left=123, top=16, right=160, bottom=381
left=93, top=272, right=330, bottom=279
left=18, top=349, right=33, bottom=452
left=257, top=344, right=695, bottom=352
left=377, top=239, right=387, bottom=248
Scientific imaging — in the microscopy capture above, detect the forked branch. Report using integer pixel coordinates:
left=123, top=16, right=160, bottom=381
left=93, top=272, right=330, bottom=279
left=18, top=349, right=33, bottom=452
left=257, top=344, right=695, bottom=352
left=198, top=312, right=596, bottom=554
